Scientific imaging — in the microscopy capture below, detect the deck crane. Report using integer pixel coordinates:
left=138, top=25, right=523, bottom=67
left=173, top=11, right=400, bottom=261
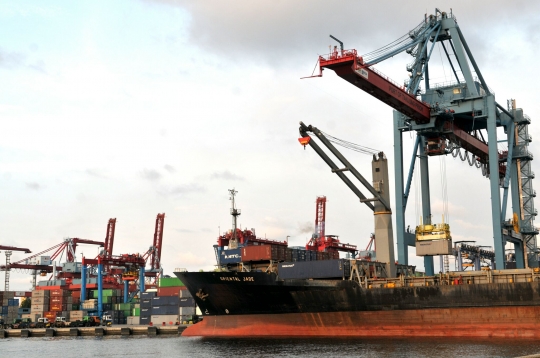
left=0, top=245, right=31, bottom=292
left=299, top=122, right=396, bottom=277
left=305, top=196, right=358, bottom=257
left=308, top=9, right=537, bottom=272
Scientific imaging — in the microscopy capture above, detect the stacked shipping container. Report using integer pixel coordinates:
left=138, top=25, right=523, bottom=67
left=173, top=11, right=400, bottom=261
left=219, top=245, right=338, bottom=266
left=0, top=291, right=19, bottom=323
left=137, top=277, right=197, bottom=325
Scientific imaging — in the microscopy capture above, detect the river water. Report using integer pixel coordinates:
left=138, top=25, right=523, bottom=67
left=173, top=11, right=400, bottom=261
left=2, top=336, right=540, bottom=357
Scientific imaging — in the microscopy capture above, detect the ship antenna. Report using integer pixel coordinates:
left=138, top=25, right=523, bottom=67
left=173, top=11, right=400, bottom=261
left=229, top=189, right=241, bottom=248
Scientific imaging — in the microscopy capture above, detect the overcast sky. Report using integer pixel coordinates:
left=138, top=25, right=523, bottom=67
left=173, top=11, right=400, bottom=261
left=1, top=1, right=539, bottom=290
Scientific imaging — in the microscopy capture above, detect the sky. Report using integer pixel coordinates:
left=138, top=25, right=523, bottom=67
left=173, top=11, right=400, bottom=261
left=1, top=1, right=539, bottom=291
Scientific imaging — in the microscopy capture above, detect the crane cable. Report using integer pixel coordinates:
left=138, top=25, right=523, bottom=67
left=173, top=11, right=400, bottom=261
left=439, top=155, right=449, bottom=224
left=320, top=130, right=380, bottom=155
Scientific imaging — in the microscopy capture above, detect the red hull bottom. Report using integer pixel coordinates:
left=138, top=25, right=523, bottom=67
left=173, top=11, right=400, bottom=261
left=182, top=306, right=540, bottom=338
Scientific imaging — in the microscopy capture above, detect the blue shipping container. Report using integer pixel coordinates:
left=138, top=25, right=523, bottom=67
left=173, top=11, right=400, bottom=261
left=178, top=298, right=195, bottom=307
left=1, top=306, right=8, bottom=314
left=141, top=291, right=156, bottom=299
left=152, top=306, right=179, bottom=315
left=8, top=299, right=19, bottom=307
left=278, top=259, right=350, bottom=280
left=219, top=248, right=242, bottom=265
left=151, top=296, right=179, bottom=306
left=141, top=299, right=152, bottom=308
left=140, top=316, right=150, bottom=324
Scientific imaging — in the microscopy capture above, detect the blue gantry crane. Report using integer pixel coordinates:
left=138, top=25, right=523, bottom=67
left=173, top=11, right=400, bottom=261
left=308, top=9, right=537, bottom=273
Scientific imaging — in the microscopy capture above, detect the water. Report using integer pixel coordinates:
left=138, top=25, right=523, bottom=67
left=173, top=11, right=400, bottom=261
left=2, top=336, right=540, bottom=357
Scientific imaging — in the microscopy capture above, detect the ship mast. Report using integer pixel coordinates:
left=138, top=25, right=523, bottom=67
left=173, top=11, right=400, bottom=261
left=229, top=189, right=241, bottom=249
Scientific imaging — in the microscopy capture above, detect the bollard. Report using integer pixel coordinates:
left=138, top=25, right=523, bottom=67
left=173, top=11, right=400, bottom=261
left=147, top=326, right=158, bottom=336
left=20, top=329, right=30, bottom=338
left=45, top=328, right=55, bottom=337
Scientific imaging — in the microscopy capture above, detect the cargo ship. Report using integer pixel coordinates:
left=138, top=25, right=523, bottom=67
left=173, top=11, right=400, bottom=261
left=175, top=189, right=540, bottom=338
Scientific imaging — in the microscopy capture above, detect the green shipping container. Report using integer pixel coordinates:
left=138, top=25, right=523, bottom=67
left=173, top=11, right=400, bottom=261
left=158, top=277, right=184, bottom=287
left=132, top=308, right=140, bottom=316
left=102, top=289, right=114, bottom=297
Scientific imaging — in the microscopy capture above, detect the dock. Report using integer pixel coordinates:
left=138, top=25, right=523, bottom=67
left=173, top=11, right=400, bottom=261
left=0, top=325, right=187, bottom=338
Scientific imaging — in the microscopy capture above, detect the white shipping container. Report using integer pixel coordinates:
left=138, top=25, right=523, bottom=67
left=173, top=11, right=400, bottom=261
left=150, top=315, right=178, bottom=326
left=179, top=290, right=192, bottom=298
left=179, top=307, right=196, bottom=316
left=127, top=316, right=140, bottom=325
left=26, top=256, right=52, bottom=266
left=31, top=290, right=50, bottom=298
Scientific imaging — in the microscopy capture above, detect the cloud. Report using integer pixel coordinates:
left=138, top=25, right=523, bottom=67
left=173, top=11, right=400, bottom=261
left=158, top=183, right=205, bottom=196
left=143, top=0, right=540, bottom=67
left=210, top=170, right=245, bottom=181
left=164, top=164, right=176, bottom=173
left=0, top=48, right=25, bottom=69
left=85, top=168, right=108, bottom=179
left=140, top=169, right=162, bottom=181
left=25, top=182, right=41, bottom=190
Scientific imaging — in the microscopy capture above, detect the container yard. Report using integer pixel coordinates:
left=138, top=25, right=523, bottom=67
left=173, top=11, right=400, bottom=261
left=0, top=214, right=198, bottom=337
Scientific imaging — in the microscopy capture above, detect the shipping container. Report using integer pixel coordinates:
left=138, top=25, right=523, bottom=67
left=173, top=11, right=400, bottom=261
left=179, top=307, right=196, bottom=316
left=140, top=308, right=152, bottom=317
left=31, top=297, right=47, bottom=305
left=7, top=299, right=19, bottom=306
left=178, top=298, right=195, bottom=307
left=140, top=291, right=157, bottom=299
left=152, top=306, right=179, bottom=315
left=26, top=256, right=52, bottom=266
left=278, top=259, right=351, bottom=280
left=151, top=296, right=179, bottom=306
left=241, top=245, right=283, bottom=262
left=31, top=304, right=49, bottom=312
left=127, top=316, right=140, bottom=325
left=150, top=314, right=178, bottom=325
left=157, top=286, right=184, bottom=297
left=50, top=289, right=70, bottom=297
left=140, top=316, right=150, bottom=325
left=158, top=277, right=184, bottom=287
left=218, top=248, right=242, bottom=265
left=179, top=289, right=192, bottom=298
left=141, top=299, right=152, bottom=308
left=62, top=262, right=82, bottom=273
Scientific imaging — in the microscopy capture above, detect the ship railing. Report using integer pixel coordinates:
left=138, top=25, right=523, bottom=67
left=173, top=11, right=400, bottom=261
left=349, top=264, right=540, bottom=288
left=174, top=268, right=187, bottom=272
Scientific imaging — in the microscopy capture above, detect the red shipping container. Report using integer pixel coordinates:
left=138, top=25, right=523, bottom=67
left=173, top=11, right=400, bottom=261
left=241, top=245, right=281, bottom=262
left=50, top=304, right=66, bottom=311
left=43, top=311, right=58, bottom=320
left=71, top=291, right=81, bottom=298
left=50, top=289, right=70, bottom=297
left=157, top=287, right=184, bottom=297
left=50, top=296, right=71, bottom=304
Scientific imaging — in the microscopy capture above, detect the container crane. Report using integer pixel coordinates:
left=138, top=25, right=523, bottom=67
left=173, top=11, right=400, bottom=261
left=1, top=238, right=104, bottom=289
left=142, top=213, right=165, bottom=280
left=307, top=9, right=537, bottom=272
left=0, top=245, right=31, bottom=292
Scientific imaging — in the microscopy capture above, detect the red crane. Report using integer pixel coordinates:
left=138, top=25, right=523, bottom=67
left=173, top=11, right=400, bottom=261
left=0, top=245, right=31, bottom=292
left=100, top=218, right=116, bottom=272
left=143, top=213, right=165, bottom=281
left=311, top=49, right=489, bottom=163
left=305, top=197, right=357, bottom=256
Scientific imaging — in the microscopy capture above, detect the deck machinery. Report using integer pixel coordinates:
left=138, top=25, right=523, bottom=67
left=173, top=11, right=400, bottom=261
left=309, top=9, right=537, bottom=273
